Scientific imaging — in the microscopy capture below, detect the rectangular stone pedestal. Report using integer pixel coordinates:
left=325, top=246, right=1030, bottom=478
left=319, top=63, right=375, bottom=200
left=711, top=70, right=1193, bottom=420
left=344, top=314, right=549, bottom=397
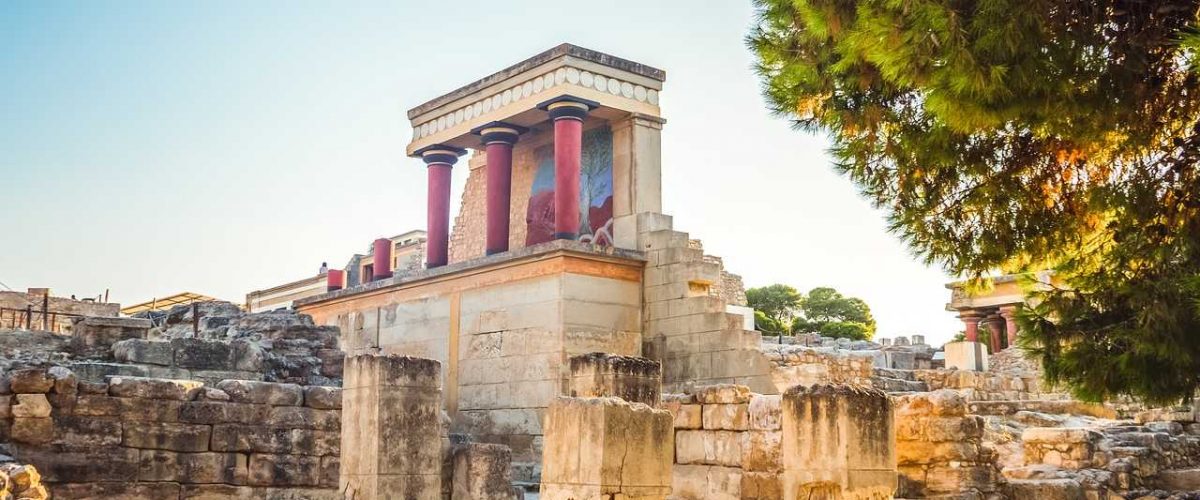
left=568, top=352, right=662, bottom=406
left=340, top=354, right=443, bottom=499
left=540, top=397, right=673, bottom=500
left=944, top=341, right=989, bottom=371
left=781, top=384, right=895, bottom=500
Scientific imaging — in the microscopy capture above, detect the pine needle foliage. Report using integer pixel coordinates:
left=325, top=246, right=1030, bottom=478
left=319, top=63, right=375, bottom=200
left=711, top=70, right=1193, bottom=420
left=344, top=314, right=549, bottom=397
left=749, top=0, right=1200, bottom=404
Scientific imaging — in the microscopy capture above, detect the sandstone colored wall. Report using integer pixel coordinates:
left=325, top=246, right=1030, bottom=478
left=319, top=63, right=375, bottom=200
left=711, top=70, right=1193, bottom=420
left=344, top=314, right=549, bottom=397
left=1, top=367, right=340, bottom=499
left=894, top=390, right=1001, bottom=497
left=0, top=290, right=119, bottom=333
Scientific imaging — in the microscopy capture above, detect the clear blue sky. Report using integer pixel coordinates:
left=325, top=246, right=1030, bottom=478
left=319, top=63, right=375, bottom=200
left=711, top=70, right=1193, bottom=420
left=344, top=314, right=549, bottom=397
left=0, top=1, right=962, bottom=343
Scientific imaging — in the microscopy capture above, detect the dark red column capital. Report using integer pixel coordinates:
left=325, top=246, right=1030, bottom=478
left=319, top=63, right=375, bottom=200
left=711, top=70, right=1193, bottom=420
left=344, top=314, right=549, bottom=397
left=537, top=96, right=599, bottom=241
left=472, top=121, right=527, bottom=256
left=413, top=144, right=466, bottom=269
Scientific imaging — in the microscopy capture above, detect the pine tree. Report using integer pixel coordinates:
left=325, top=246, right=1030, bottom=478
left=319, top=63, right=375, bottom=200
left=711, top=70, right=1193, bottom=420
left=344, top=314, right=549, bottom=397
left=749, top=0, right=1200, bottom=404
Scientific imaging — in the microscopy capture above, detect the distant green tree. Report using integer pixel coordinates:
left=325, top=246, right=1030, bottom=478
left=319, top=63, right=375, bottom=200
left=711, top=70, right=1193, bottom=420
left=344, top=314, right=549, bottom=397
left=791, top=287, right=877, bottom=340
left=746, top=284, right=802, bottom=335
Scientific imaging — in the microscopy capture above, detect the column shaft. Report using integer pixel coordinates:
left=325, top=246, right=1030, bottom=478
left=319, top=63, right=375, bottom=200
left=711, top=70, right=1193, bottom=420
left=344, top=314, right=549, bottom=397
left=961, top=314, right=980, bottom=342
left=986, top=316, right=1004, bottom=352
left=553, top=117, right=582, bottom=240
left=427, top=163, right=452, bottom=268
left=999, top=305, right=1020, bottom=347
left=372, top=237, right=393, bottom=281
left=485, top=141, right=513, bottom=254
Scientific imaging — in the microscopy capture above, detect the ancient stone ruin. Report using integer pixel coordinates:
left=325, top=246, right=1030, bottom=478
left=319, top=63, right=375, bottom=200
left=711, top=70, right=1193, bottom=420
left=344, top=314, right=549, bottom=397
left=4, top=43, right=1200, bottom=500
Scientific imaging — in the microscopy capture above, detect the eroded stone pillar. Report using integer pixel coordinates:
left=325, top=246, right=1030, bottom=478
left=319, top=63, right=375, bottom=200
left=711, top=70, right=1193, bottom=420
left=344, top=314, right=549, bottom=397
left=538, top=96, right=597, bottom=240
left=473, top=121, right=525, bottom=255
left=781, top=384, right=895, bottom=500
left=568, top=352, right=662, bottom=406
left=540, top=397, right=673, bottom=499
left=341, top=354, right=443, bottom=499
left=416, top=145, right=466, bottom=268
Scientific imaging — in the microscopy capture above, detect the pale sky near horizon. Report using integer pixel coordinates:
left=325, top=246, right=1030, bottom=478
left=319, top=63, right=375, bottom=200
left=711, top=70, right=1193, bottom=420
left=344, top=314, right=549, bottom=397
left=0, top=1, right=963, bottom=344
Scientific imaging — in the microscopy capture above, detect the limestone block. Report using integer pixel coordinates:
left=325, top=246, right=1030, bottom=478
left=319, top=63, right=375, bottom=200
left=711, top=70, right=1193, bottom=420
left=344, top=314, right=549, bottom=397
left=944, top=341, right=989, bottom=371
left=113, top=339, right=174, bottom=366
left=304, top=385, right=342, bottom=409
left=11, top=417, right=53, bottom=444
left=108, top=376, right=204, bottom=401
left=70, top=316, right=151, bottom=359
left=11, top=394, right=51, bottom=418
left=452, top=443, right=515, bottom=500
left=669, top=464, right=740, bottom=500
left=15, top=446, right=140, bottom=482
left=52, top=415, right=122, bottom=447
left=742, top=430, right=782, bottom=472
left=741, top=471, right=782, bottom=500
left=569, top=352, right=662, bottom=406
left=199, top=387, right=230, bottom=401
left=47, top=366, right=77, bottom=395
left=265, top=406, right=340, bottom=431
left=702, top=403, right=748, bottom=431
left=673, top=404, right=702, bottom=429
left=209, top=424, right=339, bottom=455
left=179, top=401, right=271, bottom=425
left=247, top=453, right=321, bottom=486
left=748, top=394, right=781, bottom=431
left=320, top=456, right=339, bottom=489
left=78, top=380, right=108, bottom=394
left=138, top=450, right=247, bottom=484
left=215, top=380, right=304, bottom=406
left=124, top=421, right=211, bottom=452
left=781, top=384, right=895, bottom=500
left=8, top=369, right=53, bottom=394
left=341, top=354, right=443, bottom=500
left=693, top=384, right=751, bottom=405
left=1004, top=478, right=1084, bottom=500
left=540, top=397, right=673, bottom=499
left=177, top=484, right=342, bottom=499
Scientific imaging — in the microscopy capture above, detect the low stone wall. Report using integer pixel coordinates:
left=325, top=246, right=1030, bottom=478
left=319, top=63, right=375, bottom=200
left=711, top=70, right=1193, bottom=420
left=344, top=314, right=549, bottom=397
left=894, top=390, right=1001, bottom=497
left=664, top=385, right=781, bottom=500
left=0, top=367, right=341, bottom=499
left=111, top=336, right=342, bottom=386
left=760, top=345, right=875, bottom=391
left=911, top=368, right=1062, bottom=402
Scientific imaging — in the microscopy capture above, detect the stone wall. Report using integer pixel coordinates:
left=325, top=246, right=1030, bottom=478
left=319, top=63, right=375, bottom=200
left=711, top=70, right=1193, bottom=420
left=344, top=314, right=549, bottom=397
left=894, top=390, right=1001, bottom=497
left=0, top=367, right=341, bottom=499
left=759, top=345, right=875, bottom=392
left=665, top=385, right=782, bottom=500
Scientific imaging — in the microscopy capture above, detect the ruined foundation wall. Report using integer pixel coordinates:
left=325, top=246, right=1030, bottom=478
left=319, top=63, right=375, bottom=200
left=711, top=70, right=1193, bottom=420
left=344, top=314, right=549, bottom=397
left=1, top=367, right=341, bottom=499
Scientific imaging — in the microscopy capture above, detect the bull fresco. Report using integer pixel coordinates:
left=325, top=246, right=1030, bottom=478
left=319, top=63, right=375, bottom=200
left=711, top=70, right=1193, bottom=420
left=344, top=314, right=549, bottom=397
left=526, top=126, right=614, bottom=246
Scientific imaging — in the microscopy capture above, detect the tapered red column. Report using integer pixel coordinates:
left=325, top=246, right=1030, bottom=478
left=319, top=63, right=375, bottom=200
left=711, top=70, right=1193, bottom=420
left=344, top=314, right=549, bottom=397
left=539, top=96, right=598, bottom=240
left=958, top=310, right=982, bottom=342
left=415, top=145, right=466, bottom=269
left=326, top=269, right=345, bottom=292
left=999, top=305, right=1020, bottom=347
left=372, top=237, right=393, bottom=281
left=985, top=315, right=1004, bottom=352
left=472, top=122, right=527, bottom=255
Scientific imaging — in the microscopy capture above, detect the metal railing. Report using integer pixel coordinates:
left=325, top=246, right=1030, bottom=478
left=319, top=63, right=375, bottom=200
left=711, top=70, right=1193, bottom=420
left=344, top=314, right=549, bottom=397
left=0, top=305, right=85, bottom=333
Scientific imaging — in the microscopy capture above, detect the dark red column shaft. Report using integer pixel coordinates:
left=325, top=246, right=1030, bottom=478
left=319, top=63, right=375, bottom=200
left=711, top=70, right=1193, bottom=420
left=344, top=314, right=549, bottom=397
left=427, top=163, right=453, bottom=268
left=553, top=117, right=582, bottom=239
left=485, top=141, right=514, bottom=254
left=372, top=237, right=393, bottom=281
left=326, top=269, right=345, bottom=292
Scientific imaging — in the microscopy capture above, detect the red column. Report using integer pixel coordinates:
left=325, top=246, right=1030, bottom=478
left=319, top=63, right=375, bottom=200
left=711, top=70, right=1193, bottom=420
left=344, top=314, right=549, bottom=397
left=326, top=269, right=345, bottom=292
left=539, top=96, right=597, bottom=240
left=999, top=305, right=1020, bottom=347
left=473, top=122, right=526, bottom=255
left=372, top=238, right=393, bottom=281
left=985, top=316, right=1004, bottom=353
left=416, top=145, right=465, bottom=268
left=959, top=311, right=982, bottom=342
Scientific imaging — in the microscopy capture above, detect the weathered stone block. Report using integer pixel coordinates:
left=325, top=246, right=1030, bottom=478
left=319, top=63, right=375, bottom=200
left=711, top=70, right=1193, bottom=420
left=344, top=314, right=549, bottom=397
left=17, top=447, right=140, bottom=482
left=247, top=453, right=321, bottom=486
left=741, top=470, right=782, bottom=500
left=123, top=421, right=211, bottom=452
left=670, top=464, right=740, bottom=500
left=70, top=316, right=151, bottom=359
left=11, top=417, right=53, bottom=444
left=540, top=397, right=673, bottom=499
left=50, top=482, right=182, bottom=500
left=216, top=380, right=304, bottom=406
left=673, top=403, right=701, bottom=429
left=452, top=443, right=514, bottom=500
left=113, top=339, right=174, bottom=366
left=47, top=366, right=77, bottom=395
left=675, top=429, right=743, bottom=467
left=265, top=406, right=340, bottom=431
left=568, top=352, right=661, bottom=406
left=693, top=384, right=751, bottom=404
left=53, top=415, right=122, bottom=447
left=108, top=376, right=204, bottom=401
left=179, top=401, right=271, bottom=425
left=139, top=450, right=247, bottom=484
left=173, top=338, right=236, bottom=370
left=702, top=403, right=748, bottom=431
left=210, top=424, right=339, bottom=456
left=303, top=385, right=342, bottom=410
left=11, top=394, right=51, bottom=418
left=178, top=484, right=342, bottom=499
left=748, top=394, right=781, bottom=431
left=8, top=369, right=53, bottom=394
left=781, top=384, right=895, bottom=500
left=742, top=430, right=782, bottom=472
